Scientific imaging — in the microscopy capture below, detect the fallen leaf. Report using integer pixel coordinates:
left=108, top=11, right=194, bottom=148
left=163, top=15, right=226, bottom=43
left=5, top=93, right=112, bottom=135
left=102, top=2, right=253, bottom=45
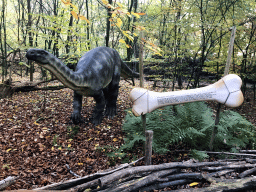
left=189, top=182, right=199, bottom=187
left=113, top=138, right=118, bottom=142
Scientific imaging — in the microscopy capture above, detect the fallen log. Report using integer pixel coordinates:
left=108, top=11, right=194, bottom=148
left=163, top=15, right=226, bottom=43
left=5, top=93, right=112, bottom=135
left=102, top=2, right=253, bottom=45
left=202, top=162, right=256, bottom=171
left=32, top=156, right=256, bottom=192
left=35, top=163, right=130, bottom=190
left=0, top=79, right=65, bottom=99
left=167, top=173, right=203, bottom=181
left=99, top=161, right=230, bottom=188
left=0, top=176, right=18, bottom=190
left=246, top=158, right=256, bottom=164
left=35, top=158, right=144, bottom=191
left=171, top=176, right=256, bottom=192
left=239, top=167, right=256, bottom=178
left=206, top=169, right=235, bottom=177
left=69, top=178, right=99, bottom=192
left=203, top=151, right=256, bottom=158
left=240, top=150, right=256, bottom=154
left=103, top=169, right=179, bottom=192
left=140, top=179, right=194, bottom=192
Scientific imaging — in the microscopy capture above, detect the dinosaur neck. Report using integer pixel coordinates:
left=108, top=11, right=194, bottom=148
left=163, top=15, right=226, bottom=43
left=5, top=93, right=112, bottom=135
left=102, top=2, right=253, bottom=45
left=42, top=57, right=88, bottom=90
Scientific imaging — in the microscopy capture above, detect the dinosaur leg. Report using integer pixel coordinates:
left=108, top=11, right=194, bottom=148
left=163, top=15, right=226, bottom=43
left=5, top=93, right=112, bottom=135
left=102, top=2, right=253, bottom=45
left=103, top=80, right=120, bottom=118
left=71, top=91, right=83, bottom=124
left=92, top=91, right=105, bottom=125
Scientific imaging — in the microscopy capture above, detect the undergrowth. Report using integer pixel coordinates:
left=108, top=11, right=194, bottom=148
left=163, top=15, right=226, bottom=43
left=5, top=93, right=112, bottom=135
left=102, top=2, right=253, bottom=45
left=107, top=102, right=256, bottom=161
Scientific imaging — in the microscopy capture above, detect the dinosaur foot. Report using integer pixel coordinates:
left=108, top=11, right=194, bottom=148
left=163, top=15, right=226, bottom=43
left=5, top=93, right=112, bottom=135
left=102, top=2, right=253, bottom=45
left=71, top=112, right=82, bottom=125
left=92, top=112, right=104, bottom=125
left=104, top=106, right=117, bottom=118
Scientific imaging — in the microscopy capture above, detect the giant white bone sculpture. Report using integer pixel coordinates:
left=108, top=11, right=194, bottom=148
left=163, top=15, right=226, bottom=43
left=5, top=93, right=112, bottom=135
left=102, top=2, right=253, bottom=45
left=130, top=74, right=244, bottom=116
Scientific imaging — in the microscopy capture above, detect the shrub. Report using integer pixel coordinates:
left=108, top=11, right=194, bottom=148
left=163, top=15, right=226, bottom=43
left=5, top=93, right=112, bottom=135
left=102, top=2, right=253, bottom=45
left=120, top=102, right=256, bottom=156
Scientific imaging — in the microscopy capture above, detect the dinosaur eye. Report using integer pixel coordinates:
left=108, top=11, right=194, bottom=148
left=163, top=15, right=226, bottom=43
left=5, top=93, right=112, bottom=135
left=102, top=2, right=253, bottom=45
left=39, top=50, right=48, bottom=56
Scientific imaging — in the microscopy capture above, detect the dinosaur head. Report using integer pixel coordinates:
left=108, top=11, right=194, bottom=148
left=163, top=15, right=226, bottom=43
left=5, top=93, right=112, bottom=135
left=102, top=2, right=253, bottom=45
left=26, top=48, right=54, bottom=65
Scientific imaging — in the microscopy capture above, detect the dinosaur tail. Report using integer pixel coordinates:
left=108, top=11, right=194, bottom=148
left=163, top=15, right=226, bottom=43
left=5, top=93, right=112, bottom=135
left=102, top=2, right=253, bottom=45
left=121, top=61, right=140, bottom=79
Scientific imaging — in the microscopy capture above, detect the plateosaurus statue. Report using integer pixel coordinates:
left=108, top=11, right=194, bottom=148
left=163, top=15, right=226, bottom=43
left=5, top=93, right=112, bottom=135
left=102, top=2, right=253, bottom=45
left=26, top=47, right=139, bottom=125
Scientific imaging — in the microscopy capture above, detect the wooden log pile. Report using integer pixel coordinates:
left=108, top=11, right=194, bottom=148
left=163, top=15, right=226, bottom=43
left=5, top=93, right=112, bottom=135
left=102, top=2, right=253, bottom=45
left=2, top=155, right=256, bottom=191
left=34, top=156, right=256, bottom=191
left=0, top=79, right=65, bottom=99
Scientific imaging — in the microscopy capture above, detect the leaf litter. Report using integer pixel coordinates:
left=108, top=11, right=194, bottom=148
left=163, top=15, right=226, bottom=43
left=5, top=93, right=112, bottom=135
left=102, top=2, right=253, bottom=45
left=0, top=80, right=133, bottom=189
left=0, top=79, right=255, bottom=190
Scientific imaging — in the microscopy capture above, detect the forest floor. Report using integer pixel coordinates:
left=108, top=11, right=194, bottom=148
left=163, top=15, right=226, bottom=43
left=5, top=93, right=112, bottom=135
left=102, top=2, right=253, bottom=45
left=0, top=75, right=255, bottom=191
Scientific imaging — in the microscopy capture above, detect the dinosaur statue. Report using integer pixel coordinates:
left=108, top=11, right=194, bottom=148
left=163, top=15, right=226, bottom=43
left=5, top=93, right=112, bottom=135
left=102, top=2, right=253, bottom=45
left=26, top=47, right=139, bottom=125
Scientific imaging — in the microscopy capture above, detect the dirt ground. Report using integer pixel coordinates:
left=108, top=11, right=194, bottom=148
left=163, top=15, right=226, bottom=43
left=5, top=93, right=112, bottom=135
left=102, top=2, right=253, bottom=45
left=0, top=76, right=255, bottom=190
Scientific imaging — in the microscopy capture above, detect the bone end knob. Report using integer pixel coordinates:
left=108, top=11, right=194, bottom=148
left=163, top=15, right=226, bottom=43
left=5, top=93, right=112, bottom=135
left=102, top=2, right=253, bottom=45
left=222, top=74, right=244, bottom=107
left=130, top=88, right=148, bottom=116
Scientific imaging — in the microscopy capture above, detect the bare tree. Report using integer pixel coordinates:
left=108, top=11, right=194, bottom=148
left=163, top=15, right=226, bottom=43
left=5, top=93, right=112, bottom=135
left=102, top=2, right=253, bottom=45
left=0, top=0, right=7, bottom=83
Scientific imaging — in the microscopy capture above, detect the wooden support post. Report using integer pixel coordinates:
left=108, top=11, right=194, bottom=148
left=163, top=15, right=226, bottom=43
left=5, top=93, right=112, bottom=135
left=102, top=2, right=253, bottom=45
left=139, top=31, right=147, bottom=133
left=139, top=31, right=151, bottom=163
left=224, top=27, right=236, bottom=76
left=145, top=130, right=153, bottom=165
left=209, top=26, right=236, bottom=150
left=139, top=31, right=144, bottom=88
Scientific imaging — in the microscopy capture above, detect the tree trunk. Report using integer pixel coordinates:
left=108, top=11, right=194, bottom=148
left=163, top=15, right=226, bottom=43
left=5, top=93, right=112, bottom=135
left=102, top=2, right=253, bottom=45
left=27, top=0, right=34, bottom=81
left=86, top=0, right=90, bottom=48
left=105, top=0, right=112, bottom=47
left=0, top=0, right=7, bottom=83
left=66, top=0, right=73, bottom=54
left=53, top=0, right=60, bottom=57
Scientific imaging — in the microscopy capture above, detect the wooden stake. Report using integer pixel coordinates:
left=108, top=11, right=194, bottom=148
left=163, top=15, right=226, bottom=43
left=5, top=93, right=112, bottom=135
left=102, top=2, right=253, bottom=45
left=224, top=26, right=236, bottom=76
left=145, top=130, right=153, bottom=165
left=139, top=31, right=144, bottom=88
left=209, top=26, right=236, bottom=150
left=139, top=31, right=147, bottom=133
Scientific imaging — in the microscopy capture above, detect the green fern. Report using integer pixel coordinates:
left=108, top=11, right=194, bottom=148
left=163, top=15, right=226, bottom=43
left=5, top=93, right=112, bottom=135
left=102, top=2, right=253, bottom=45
left=120, top=102, right=256, bottom=157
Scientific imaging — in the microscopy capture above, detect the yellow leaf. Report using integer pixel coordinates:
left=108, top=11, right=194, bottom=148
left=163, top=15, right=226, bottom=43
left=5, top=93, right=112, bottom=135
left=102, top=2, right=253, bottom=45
left=106, top=4, right=115, bottom=9
left=34, top=121, right=40, bottom=126
left=71, top=11, right=78, bottom=20
left=51, top=147, right=54, bottom=151
left=123, top=31, right=134, bottom=41
left=113, top=138, right=118, bottom=142
left=131, top=12, right=140, bottom=18
left=58, top=147, right=62, bottom=150
left=95, top=144, right=99, bottom=147
left=189, top=182, right=199, bottom=187
left=79, top=15, right=90, bottom=24
left=111, top=13, right=116, bottom=18
left=70, top=3, right=78, bottom=11
left=102, top=0, right=108, bottom=5
left=134, top=33, right=138, bottom=36
left=61, top=0, right=71, bottom=4
left=68, top=144, right=71, bottom=148
left=78, top=163, right=83, bottom=165
left=137, top=12, right=146, bottom=15
left=6, top=148, right=12, bottom=152
left=116, top=18, right=122, bottom=28
left=119, top=39, right=126, bottom=44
